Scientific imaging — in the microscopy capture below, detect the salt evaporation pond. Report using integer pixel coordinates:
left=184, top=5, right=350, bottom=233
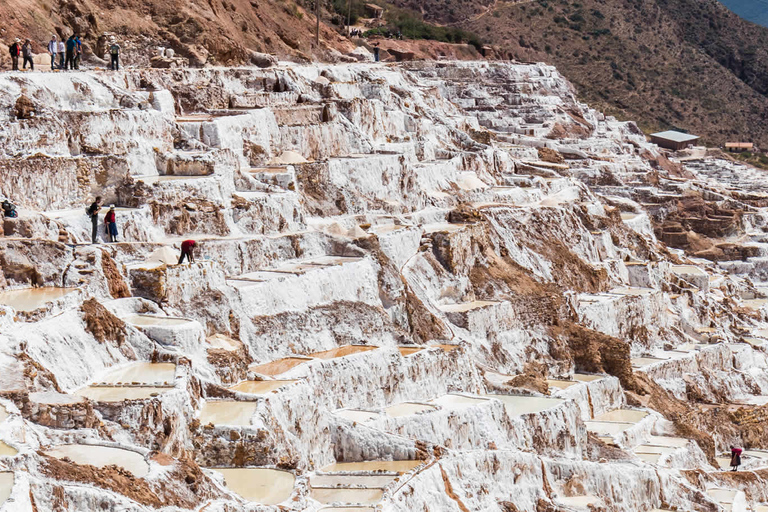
left=0, top=287, right=75, bottom=312
left=228, top=380, right=296, bottom=395
left=547, top=379, right=578, bottom=390
left=75, top=386, right=171, bottom=402
left=309, top=345, right=378, bottom=359
left=123, top=314, right=192, bottom=327
left=557, top=495, right=600, bottom=507
left=573, top=373, right=605, bottom=382
left=584, top=421, right=636, bottom=436
left=430, top=394, right=489, bottom=409
left=0, top=441, right=18, bottom=457
left=250, top=357, right=312, bottom=376
left=481, top=395, right=563, bottom=417
left=0, top=404, right=7, bottom=423
left=312, top=474, right=397, bottom=487
left=211, top=468, right=294, bottom=505
left=384, top=402, right=438, bottom=418
left=0, top=472, right=13, bottom=506
left=46, top=445, right=150, bottom=477
left=311, top=487, right=384, bottom=505
left=97, top=362, right=176, bottom=385
left=319, top=508, right=375, bottom=512
left=320, top=460, right=422, bottom=473
left=336, top=409, right=381, bottom=423
left=200, top=401, right=259, bottom=426
left=397, top=346, right=424, bottom=356
left=594, top=409, right=648, bottom=422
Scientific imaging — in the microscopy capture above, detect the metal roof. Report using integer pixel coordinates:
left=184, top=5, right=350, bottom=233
left=650, top=130, right=700, bottom=142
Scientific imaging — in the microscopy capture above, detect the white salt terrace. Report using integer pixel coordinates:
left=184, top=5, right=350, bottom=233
left=0, top=473, right=13, bottom=507
left=0, top=405, right=7, bottom=424
left=311, top=474, right=397, bottom=489
left=633, top=445, right=677, bottom=464
left=229, top=257, right=364, bottom=283
left=75, top=386, right=172, bottom=402
left=336, top=409, right=382, bottom=423
left=228, top=380, right=297, bottom=395
left=0, top=287, right=76, bottom=312
left=547, top=379, right=579, bottom=390
left=210, top=468, right=295, bottom=505
left=319, top=460, right=423, bottom=474
left=45, top=444, right=150, bottom=478
left=94, top=362, right=176, bottom=385
left=309, top=345, right=379, bottom=360
left=437, top=300, right=501, bottom=313
left=74, top=362, right=177, bottom=402
left=200, top=401, right=259, bottom=426
left=573, top=373, right=607, bottom=382
left=384, top=402, right=438, bottom=418
left=430, top=393, right=489, bottom=410
left=319, top=508, right=374, bottom=512
left=556, top=495, right=601, bottom=509
left=132, top=175, right=212, bottom=184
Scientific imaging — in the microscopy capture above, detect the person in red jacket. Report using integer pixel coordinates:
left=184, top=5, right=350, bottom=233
left=8, top=39, right=21, bottom=71
left=730, top=446, right=742, bottom=471
left=178, top=240, right=196, bottom=264
left=104, top=205, right=118, bottom=243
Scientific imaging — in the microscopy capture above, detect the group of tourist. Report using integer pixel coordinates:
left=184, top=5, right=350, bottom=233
left=86, top=197, right=195, bottom=263
left=7, top=35, right=120, bottom=71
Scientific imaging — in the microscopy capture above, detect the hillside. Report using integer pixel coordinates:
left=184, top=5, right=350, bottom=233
left=718, top=0, right=768, bottom=28
left=391, top=0, right=768, bottom=147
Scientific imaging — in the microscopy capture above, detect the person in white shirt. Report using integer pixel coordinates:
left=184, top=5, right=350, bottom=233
left=47, top=35, right=57, bottom=70
left=57, top=39, right=65, bottom=69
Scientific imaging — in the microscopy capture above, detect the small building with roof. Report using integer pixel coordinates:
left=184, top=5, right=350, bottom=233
left=649, top=130, right=700, bottom=151
left=725, top=142, right=754, bottom=152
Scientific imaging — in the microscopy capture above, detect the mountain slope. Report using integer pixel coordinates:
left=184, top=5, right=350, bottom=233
left=394, top=0, right=768, bottom=147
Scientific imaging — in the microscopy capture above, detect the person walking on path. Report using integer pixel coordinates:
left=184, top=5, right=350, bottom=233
left=22, top=39, right=34, bottom=70
left=65, top=35, right=76, bottom=70
left=47, top=35, right=58, bottom=70
left=87, top=196, right=102, bottom=244
left=730, top=446, right=742, bottom=472
left=9, top=39, right=21, bottom=71
left=73, top=35, right=82, bottom=70
left=57, top=38, right=65, bottom=68
left=104, top=205, right=118, bottom=243
left=373, top=42, right=380, bottom=62
left=109, top=40, right=120, bottom=70
left=178, top=240, right=196, bottom=264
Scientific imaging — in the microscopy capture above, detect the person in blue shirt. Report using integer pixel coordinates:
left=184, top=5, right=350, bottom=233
left=73, top=35, right=82, bottom=70
left=65, top=35, right=76, bottom=70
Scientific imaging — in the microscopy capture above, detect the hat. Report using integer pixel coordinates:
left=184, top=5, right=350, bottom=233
left=14, top=38, right=20, bottom=43
left=109, top=204, right=115, bottom=209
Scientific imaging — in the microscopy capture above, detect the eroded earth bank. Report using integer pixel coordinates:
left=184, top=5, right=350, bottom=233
left=1, top=61, right=768, bottom=511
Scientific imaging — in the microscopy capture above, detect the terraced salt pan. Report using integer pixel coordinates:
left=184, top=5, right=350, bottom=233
left=319, top=460, right=423, bottom=474
left=311, top=474, right=397, bottom=488
left=46, top=445, right=150, bottom=477
left=0, top=472, right=13, bottom=506
left=211, top=468, right=294, bottom=505
left=228, top=380, right=297, bottom=395
left=632, top=357, right=667, bottom=368
left=707, top=488, right=737, bottom=503
left=309, top=345, right=378, bottom=360
left=0, top=287, right=75, bottom=312
left=133, top=175, right=211, bottom=184
left=336, top=410, right=381, bottom=423
left=437, top=300, right=500, bottom=313
left=123, top=314, right=192, bottom=327
left=397, top=346, right=424, bottom=356
left=311, top=488, right=384, bottom=505
left=584, top=421, right=636, bottom=436
left=0, top=405, right=7, bottom=423
left=431, top=344, right=461, bottom=352
left=556, top=495, right=600, bottom=508
left=250, top=357, right=312, bottom=376
left=430, top=394, right=489, bottom=410
left=96, top=362, right=176, bottom=385
left=200, top=401, right=259, bottom=426
left=481, top=394, right=564, bottom=417
left=75, top=386, right=172, bottom=402
left=547, top=379, right=579, bottom=390
left=319, top=508, right=374, bottom=512
left=384, top=402, right=438, bottom=418
left=646, top=436, right=689, bottom=448
left=593, top=409, right=648, bottom=422
left=573, top=373, right=606, bottom=382
left=0, top=441, right=17, bottom=457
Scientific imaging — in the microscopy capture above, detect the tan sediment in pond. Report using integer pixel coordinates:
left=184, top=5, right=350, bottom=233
left=384, top=402, right=438, bottom=418
left=437, top=300, right=499, bottom=313
left=584, top=421, right=635, bottom=436
left=0, top=405, right=7, bottom=423
left=397, top=346, right=424, bottom=356
left=557, top=495, right=600, bottom=507
left=228, top=380, right=297, bottom=395
left=631, top=357, right=667, bottom=368
left=0, top=472, right=13, bottom=506
left=200, top=401, right=259, bottom=426
left=45, top=445, right=150, bottom=477
left=98, top=362, right=176, bottom=385
left=309, top=345, right=378, bottom=360
left=336, top=409, right=381, bottom=423
left=74, top=386, right=172, bottom=402
left=547, top=379, right=578, bottom=390
left=250, top=357, right=312, bottom=376
left=0, top=287, right=75, bottom=312
left=311, top=474, right=397, bottom=488
left=311, top=487, right=384, bottom=505
left=431, top=344, right=461, bottom=352
left=124, top=314, right=192, bottom=327
left=211, top=468, right=294, bottom=505
left=482, top=395, right=563, bottom=417
left=0, top=441, right=17, bottom=457
left=320, top=460, right=422, bottom=474
left=594, top=409, right=648, bottom=422
left=573, top=373, right=605, bottom=382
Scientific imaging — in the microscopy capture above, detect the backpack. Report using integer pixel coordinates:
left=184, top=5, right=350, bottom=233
left=110, top=44, right=119, bottom=55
